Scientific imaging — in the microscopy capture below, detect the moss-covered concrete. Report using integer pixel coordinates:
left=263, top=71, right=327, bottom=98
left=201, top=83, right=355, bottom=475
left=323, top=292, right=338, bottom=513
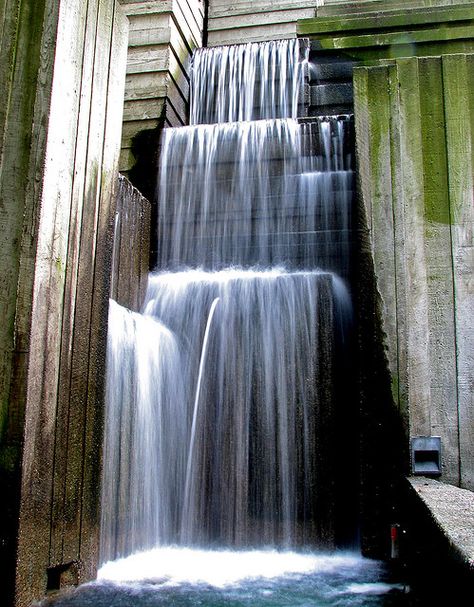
left=298, top=4, right=474, bottom=61
left=303, top=5, right=474, bottom=34
left=442, top=53, right=474, bottom=490
left=320, top=0, right=473, bottom=14
left=354, top=54, right=473, bottom=492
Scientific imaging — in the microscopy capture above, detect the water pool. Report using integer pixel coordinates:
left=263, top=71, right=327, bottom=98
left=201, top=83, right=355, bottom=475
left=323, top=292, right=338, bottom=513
left=37, top=548, right=412, bottom=607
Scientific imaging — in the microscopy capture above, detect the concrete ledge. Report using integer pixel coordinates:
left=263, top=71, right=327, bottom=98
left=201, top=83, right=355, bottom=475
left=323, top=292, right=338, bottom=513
left=407, top=477, right=474, bottom=571
left=298, top=5, right=474, bottom=60
left=319, top=0, right=474, bottom=17
left=303, top=5, right=474, bottom=35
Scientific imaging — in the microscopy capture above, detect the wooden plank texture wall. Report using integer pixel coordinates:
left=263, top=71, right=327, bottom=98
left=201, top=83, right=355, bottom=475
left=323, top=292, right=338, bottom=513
left=207, top=1, right=323, bottom=46
left=353, top=55, right=474, bottom=491
left=120, top=0, right=205, bottom=175
left=0, top=1, right=128, bottom=605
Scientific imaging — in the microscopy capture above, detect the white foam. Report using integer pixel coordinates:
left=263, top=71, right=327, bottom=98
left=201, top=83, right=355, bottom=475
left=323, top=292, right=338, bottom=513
left=346, top=582, right=405, bottom=595
left=98, top=547, right=364, bottom=588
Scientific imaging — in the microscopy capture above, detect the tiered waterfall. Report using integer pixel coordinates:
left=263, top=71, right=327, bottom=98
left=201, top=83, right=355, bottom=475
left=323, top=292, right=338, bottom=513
left=100, top=39, right=354, bottom=564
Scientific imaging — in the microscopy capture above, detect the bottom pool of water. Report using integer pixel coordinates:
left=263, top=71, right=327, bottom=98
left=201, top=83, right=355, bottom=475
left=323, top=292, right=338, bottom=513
left=35, top=547, right=420, bottom=607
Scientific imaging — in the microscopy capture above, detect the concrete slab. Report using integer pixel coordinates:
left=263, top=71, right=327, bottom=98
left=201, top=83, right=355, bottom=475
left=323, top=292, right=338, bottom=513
left=408, top=477, right=474, bottom=570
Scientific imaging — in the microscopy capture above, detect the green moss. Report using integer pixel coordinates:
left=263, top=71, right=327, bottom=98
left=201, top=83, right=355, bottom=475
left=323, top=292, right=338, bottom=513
left=417, top=57, right=452, bottom=225
left=298, top=4, right=474, bottom=63
left=55, top=256, right=64, bottom=273
left=298, top=5, right=474, bottom=36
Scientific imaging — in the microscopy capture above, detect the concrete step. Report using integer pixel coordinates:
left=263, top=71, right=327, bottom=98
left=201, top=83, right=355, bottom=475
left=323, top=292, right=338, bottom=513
left=306, top=50, right=355, bottom=117
left=307, top=84, right=354, bottom=118
left=309, top=2, right=474, bottom=34
left=158, top=119, right=354, bottom=168
left=311, top=83, right=354, bottom=107
left=191, top=102, right=310, bottom=126
left=156, top=236, right=355, bottom=276
left=318, top=0, right=470, bottom=17
left=309, top=60, right=355, bottom=83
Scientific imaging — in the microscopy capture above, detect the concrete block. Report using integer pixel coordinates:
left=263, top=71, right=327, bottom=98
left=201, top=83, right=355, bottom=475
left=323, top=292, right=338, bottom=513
left=407, top=476, right=474, bottom=572
left=311, top=82, right=353, bottom=106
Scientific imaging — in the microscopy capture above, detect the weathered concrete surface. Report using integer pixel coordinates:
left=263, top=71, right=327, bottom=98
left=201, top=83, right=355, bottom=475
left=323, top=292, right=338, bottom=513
left=0, top=1, right=128, bottom=605
left=319, top=0, right=474, bottom=17
left=407, top=477, right=474, bottom=571
left=299, top=4, right=474, bottom=60
left=0, top=1, right=60, bottom=604
left=120, top=0, right=204, bottom=175
left=207, top=1, right=323, bottom=46
left=353, top=55, right=474, bottom=491
left=111, top=175, right=151, bottom=311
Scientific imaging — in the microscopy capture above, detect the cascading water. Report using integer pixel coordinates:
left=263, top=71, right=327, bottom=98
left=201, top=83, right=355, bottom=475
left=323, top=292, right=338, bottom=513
left=102, top=267, right=352, bottom=561
left=190, top=39, right=304, bottom=124
left=100, top=39, right=356, bottom=567
left=156, top=117, right=353, bottom=273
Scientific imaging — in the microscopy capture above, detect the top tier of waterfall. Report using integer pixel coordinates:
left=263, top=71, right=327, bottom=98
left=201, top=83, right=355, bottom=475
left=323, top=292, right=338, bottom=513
left=190, top=39, right=307, bottom=125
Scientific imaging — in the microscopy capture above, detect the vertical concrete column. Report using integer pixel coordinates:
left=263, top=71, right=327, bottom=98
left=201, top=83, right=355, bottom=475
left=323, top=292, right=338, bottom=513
left=353, top=65, right=401, bottom=410
left=442, top=54, right=474, bottom=490
left=0, top=1, right=129, bottom=606
left=0, top=1, right=61, bottom=603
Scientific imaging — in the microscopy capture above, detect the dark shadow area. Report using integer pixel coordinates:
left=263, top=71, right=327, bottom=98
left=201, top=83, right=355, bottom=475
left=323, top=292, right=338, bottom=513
left=394, top=479, right=474, bottom=602
left=353, top=169, right=410, bottom=560
left=127, top=111, right=166, bottom=271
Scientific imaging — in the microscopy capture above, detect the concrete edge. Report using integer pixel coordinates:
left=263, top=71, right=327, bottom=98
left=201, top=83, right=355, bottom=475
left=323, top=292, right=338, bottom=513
left=406, top=476, right=474, bottom=571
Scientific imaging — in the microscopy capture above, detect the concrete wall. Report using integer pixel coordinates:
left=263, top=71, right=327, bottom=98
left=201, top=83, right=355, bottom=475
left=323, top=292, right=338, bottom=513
left=207, top=1, right=323, bottom=46
left=353, top=55, right=474, bottom=491
left=319, top=0, right=474, bottom=16
left=119, top=1, right=327, bottom=176
left=0, top=1, right=129, bottom=605
left=111, top=176, right=151, bottom=311
left=299, top=3, right=474, bottom=59
left=120, top=0, right=205, bottom=175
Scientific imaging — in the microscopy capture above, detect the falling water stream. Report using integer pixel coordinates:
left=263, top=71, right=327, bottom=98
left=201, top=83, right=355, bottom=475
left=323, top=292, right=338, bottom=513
left=39, top=39, right=412, bottom=606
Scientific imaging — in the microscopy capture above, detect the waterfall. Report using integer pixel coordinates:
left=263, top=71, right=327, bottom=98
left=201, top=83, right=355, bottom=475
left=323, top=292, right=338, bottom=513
left=101, top=40, right=354, bottom=564
left=157, top=117, right=353, bottom=272
left=190, top=39, right=305, bottom=124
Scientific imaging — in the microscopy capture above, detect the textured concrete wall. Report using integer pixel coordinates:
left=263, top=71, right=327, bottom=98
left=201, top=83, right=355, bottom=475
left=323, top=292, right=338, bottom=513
left=299, top=4, right=474, bottom=59
left=0, top=1, right=128, bottom=606
left=207, top=1, right=323, bottom=46
left=0, top=2, right=51, bottom=600
left=120, top=0, right=205, bottom=175
left=320, top=0, right=474, bottom=16
left=353, top=55, right=474, bottom=491
left=111, top=176, right=151, bottom=311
